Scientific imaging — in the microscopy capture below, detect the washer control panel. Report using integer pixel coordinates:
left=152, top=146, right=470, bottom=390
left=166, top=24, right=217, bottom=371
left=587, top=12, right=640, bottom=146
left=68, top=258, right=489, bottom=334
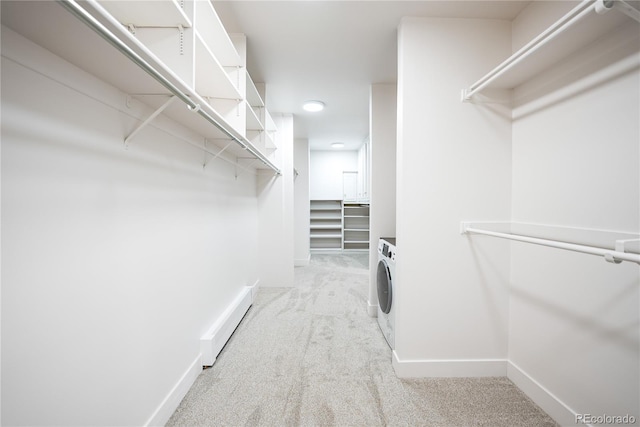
left=378, top=238, right=396, bottom=262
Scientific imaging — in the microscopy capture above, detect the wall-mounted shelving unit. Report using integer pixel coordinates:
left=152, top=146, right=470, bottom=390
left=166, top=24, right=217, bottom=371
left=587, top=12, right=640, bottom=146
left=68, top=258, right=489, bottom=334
left=96, top=0, right=192, bottom=28
left=1, top=0, right=280, bottom=174
left=462, top=0, right=637, bottom=102
left=310, top=200, right=343, bottom=251
left=244, top=74, right=277, bottom=154
left=343, top=203, right=370, bottom=251
left=309, top=201, right=370, bottom=251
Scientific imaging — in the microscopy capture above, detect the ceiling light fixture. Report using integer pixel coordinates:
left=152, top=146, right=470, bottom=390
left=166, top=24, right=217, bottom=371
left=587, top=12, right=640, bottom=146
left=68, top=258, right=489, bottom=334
left=303, top=100, right=325, bottom=112
left=331, top=142, right=344, bottom=149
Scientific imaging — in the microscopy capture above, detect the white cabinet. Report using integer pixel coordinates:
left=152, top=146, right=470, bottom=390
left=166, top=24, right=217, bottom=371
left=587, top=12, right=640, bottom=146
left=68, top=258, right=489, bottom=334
left=342, top=171, right=358, bottom=201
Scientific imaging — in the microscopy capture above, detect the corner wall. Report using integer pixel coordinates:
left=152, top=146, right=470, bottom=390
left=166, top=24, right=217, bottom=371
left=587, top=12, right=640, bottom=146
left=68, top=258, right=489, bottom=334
left=294, top=138, right=310, bottom=266
left=395, top=17, right=512, bottom=376
left=368, top=84, right=397, bottom=316
left=257, top=114, right=295, bottom=287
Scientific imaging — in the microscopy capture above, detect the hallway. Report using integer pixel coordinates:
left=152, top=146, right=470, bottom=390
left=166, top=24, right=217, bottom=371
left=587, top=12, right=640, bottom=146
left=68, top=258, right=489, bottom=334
left=167, top=254, right=557, bottom=426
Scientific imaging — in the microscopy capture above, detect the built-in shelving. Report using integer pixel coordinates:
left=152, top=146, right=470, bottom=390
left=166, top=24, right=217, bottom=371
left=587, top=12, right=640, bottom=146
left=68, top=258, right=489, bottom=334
left=0, top=0, right=280, bottom=174
left=343, top=202, right=370, bottom=251
left=193, top=0, right=241, bottom=67
left=194, top=32, right=242, bottom=100
left=310, top=200, right=343, bottom=251
left=244, top=73, right=266, bottom=135
left=309, top=201, right=370, bottom=251
left=98, top=0, right=192, bottom=28
left=245, top=78, right=277, bottom=152
left=462, top=0, right=633, bottom=101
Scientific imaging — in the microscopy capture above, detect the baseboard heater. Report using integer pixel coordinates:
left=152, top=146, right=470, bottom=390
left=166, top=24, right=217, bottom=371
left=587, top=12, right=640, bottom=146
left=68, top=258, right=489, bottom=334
left=200, top=282, right=258, bottom=367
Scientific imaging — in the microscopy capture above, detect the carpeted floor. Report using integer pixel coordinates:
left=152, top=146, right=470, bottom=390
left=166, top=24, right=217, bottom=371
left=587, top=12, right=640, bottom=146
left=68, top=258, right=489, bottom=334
left=167, top=253, right=558, bottom=426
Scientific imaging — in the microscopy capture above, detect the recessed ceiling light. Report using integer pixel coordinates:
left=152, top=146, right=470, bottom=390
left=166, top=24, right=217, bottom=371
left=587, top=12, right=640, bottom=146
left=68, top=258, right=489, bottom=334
left=303, top=100, right=325, bottom=112
left=331, top=142, right=344, bottom=149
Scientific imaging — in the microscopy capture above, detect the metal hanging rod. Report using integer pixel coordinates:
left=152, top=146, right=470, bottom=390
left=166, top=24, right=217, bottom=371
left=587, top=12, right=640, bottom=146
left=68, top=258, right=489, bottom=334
left=460, top=222, right=640, bottom=265
left=596, top=0, right=640, bottom=21
left=57, top=0, right=281, bottom=175
left=462, top=0, right=639, bottom=102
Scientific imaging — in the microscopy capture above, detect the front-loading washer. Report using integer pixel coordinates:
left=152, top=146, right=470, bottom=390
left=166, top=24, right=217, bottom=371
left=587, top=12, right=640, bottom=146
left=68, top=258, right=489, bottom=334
left=377, top=237, right=396, bottom=349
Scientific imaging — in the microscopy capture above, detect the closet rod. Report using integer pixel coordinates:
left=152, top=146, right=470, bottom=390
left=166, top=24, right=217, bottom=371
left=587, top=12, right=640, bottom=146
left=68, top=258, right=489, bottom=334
left=463, top=0, right=596, bottom=101
left=461, top=224, right=640, bottom=265
left=57, top=0, right=281, bottom=175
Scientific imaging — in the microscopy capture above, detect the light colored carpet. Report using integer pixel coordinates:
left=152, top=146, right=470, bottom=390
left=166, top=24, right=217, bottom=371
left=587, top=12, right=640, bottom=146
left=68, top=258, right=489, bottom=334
left=167, top=253, right=558, bottom=426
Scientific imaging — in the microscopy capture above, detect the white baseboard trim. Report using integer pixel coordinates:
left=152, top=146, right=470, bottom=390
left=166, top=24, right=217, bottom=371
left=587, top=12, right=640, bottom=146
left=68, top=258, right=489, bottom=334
left=145, top=354, right=202, bottom=427
left=392, top=351, right=507, bottom=378
left=367, top=300, right=378, bottom=317
left=295, top=254, right=311, bottom=267
left=200, top=286, right=253, bottom=367
left=247, top=279, right=260, bottom=303
left=507, top=361, right=578, bottom=427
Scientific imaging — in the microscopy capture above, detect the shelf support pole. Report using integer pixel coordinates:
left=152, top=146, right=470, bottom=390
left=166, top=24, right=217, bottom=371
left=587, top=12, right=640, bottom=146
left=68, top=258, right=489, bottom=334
left=124, top=95, right=176, bottom=147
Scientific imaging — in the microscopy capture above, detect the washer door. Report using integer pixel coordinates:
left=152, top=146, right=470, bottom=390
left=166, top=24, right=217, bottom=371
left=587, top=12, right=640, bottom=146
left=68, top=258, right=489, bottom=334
left=377, top=259, right=393, bottom=314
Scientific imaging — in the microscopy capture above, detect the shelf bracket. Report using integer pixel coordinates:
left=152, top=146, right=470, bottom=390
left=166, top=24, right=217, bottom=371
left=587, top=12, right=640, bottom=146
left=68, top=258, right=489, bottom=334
left=124, top=95, right=176, bottom=147
left=203, top=139, right=234, bottom=169
left=613, top=238, right=640, bottom=263
left=235, top=157, right=261, bottom=177
left=461, top=89, right=472, bottom=103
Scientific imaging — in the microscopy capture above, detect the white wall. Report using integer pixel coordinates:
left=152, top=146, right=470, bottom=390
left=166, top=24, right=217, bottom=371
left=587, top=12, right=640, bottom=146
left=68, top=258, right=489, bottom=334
left=395, top=17, right=512, bottom=376
left=368, top=84, right=397, bottom=316
left=507, top=4, right=640, bottom=424
left=257, top=114, right=295, bottom=287
left=309, top=150, right=358, bottom=200
left=1, top=28, right=262, bottom=426
left=396, top=7, right=639, bottom=424
left=294, top=138, right=310, bottom=266
left=357, top=140, right=370, bottom=201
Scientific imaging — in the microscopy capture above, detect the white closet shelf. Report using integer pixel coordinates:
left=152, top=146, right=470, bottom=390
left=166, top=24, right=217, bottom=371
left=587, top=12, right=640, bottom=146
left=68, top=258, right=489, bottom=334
left=3, top=0, right=280, bottom=173
left=98, top=0, right=191, bottom=28
left=194, top=32, right=242, bottom=100
left=245, top=102, right=264, bottom=131
left=343, top=201, right=369, bottom=251
left=462, top=0, right=635, bottom=101
left=246, top=72, right=265, bottom=108
left=2, top=1, right=167, bottom=95
left=193, top=0, right=241, bottom=66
